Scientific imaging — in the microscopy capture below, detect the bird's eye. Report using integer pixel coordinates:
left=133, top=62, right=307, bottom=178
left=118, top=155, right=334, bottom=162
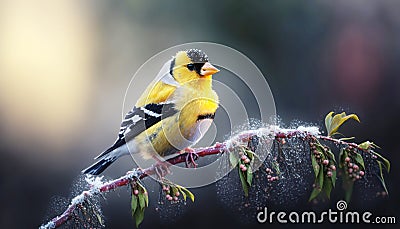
left=187, top=64, right=195, bottom=71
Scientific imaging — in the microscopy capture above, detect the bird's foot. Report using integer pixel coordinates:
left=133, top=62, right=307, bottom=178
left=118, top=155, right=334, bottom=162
left=152, top=159, right=171, bottom=179
left=182, top=147, right=199, bottom=168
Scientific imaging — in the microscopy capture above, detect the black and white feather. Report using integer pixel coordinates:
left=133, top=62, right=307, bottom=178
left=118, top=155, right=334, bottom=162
left=82, top=102, right=177, bottom=175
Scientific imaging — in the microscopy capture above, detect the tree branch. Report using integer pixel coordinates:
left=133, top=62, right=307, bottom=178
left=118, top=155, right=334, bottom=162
left=39, top=126, right=371, bottom=229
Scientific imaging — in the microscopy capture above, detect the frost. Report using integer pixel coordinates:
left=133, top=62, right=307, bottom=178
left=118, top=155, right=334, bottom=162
left=85, top=175, right=105, bottom=195
left=71, top=193, right=86, bottom=206
left=39, top=221, right=55, bottom=229
left=296, top=126, right=320, bottom=135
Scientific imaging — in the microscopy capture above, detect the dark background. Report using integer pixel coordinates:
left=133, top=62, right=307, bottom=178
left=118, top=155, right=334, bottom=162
left=0, top=0, right=399, bottom=228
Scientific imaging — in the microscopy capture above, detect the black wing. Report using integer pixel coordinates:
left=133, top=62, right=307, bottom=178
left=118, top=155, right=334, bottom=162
left=94, top=102, right=178, bottom=159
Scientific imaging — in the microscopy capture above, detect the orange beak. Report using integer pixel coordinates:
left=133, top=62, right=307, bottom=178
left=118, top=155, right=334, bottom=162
left=200, top=62, right=220, bottom=76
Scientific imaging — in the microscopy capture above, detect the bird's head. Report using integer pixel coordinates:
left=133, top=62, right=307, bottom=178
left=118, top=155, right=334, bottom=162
left=169, top=49, right=219, bottom=84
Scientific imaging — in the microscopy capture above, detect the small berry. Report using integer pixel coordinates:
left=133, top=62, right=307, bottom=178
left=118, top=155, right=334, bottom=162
left=173, top=196, right=178, bottom=201
left=353, top=165, right=359, bottom=171
left=327, top=171, right=332, bottom=177
left=134, top=189, right=139, bottom=195
left=175, top=192, right=180, bottom=197
left=241, top=155, right=247, bottom=161
left=241, top=167, right=247, bottom=172
left=359, top=171, right=365, bottom=176
left=356, top=175, right=360, bottom=180
left=348, top=168, right=353, bottom=173
left=345, top=157, right=350, bottom=162
left=330, top=165, right=336, bottom=171
left=166, top=194, right=171, bottom=199
left=266, top=168, right=271, bottom=173
left=168, top=196, right=173, bottom=201
left=244, top=158, right=251, bottom=164
left=349, top=163, right=353, bottom=167
left=239, top=164, right=245, bottom=169
left=322, top=160, right=329, bottom=165
left=267, top=175, right=271, bottom=179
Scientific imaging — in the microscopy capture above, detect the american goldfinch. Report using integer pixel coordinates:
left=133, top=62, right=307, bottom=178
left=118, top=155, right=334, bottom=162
left=83, top=49, right=220, bottom=175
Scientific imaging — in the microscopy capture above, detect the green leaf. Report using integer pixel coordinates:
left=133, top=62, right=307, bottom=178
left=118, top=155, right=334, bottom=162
left=138, top=193, right=145, bottom=210
left=246, top=150, right=254, bottom=161
left=134, top=208, right=145, bottom=228
left=359, top=141, right=381, bottom=150
left=327, top=150, right=336, bottom=163
left=309, top=187, right=321, bottom=202
left=229, top=152, right=238, bottom=168
left=353, top=153, right=365, bottom=170
left=309, top=167, right=324, bottom=201
left=246, top=166, right=253, bottom=186
left=331, top=169, right=337, bottom=188
left=137, top=183, right=148, bottom=207
left=373, top=152, right=390, bottom=172
left=144, top=193, right=149, bottom=207
left=239, top=168, right=249, bottom=197
left=323, top=177, right=333, bottom=199
left=171, top=186, right=178, bottom=197
left=377, top=161, right=389, bottom=194
left=131, top=195, right=138, bottom=214
left=180, top=189, right=187, bottom=201
left=95, top=211, right=104, bottom=226
left=328, top=112, right=360, bottom=136
left=317, top=167, right=324, bottom=190
left=179, top=186, right=195, bottom=202
left=311, top=153, right=319, bottom=178
left=176, top=185, right=186, bottom=201
left=344, top=179, right=354, bottom=204
left=339, top=148, right=348, bottom=169
left=339, top=137, right=355, bottom=141
left=325, top=111, right=334, bottom=135
left=272, top=161, right=280, bottom=175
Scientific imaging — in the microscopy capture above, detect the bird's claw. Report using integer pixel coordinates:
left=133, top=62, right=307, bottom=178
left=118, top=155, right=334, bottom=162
left=153, top=161, right=171, bottom=179
left=183, top=147, right=199, bottom=168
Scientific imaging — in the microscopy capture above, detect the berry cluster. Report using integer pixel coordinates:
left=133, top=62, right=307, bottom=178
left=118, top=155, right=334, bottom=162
left=162, top=185, right=180, bottom=202
left=310, top=141, right=336, bottom=177
left=238, top=151, right=251, bottom=172
left=131, top=183, right=148, bottom=197
left=344, top=156, right=365, bottom=181
left=265, top=167, right=279, bottom=182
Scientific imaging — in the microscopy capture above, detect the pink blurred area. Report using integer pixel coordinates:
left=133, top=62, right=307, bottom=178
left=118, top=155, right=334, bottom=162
left=0, top=0, right=399, bottom=228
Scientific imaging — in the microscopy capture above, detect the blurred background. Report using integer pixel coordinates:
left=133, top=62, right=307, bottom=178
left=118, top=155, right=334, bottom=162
left=0, top=0, right=399, bottom=228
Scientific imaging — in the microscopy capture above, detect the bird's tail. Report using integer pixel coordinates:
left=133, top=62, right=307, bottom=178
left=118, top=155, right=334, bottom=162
left=82, top=155, right=117, bottom=175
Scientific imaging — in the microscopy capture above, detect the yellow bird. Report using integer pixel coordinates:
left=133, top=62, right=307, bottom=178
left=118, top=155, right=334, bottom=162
left=83, top=49, right=219, bottom=175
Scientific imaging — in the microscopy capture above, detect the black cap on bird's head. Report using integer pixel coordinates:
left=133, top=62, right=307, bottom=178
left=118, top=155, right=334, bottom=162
left=186, top=49, right=209, bottom=63
left=169, top=49, right=219, bottom=84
